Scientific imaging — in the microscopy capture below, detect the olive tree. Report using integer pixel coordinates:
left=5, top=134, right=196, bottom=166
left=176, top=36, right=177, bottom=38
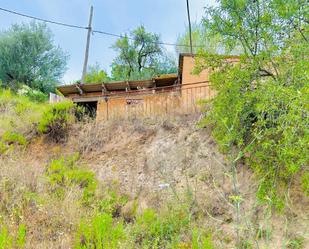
left=0, top=21, right=68, bottom=93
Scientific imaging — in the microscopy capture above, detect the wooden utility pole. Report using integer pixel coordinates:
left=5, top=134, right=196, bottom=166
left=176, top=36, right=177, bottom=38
left=186, top=0, right=193, bottom=54
left=81, top=6, right=93, bottom=83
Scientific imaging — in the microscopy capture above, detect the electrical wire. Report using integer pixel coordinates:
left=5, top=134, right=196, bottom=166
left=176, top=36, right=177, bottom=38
left=0, top=6, right=204, bottom=48
left=0, top=7, right=88, bottom=30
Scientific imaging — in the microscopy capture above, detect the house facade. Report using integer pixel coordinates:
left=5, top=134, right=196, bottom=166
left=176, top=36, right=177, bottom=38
left=57, top=54, right=226, bottom=121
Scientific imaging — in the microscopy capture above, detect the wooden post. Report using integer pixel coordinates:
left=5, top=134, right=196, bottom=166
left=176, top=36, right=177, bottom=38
left=81, top=6, right=93, bottom=83
left=186, top=0, right=193, bottom=54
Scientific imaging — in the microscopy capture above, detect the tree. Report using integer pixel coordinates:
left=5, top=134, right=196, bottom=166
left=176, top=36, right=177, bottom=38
left=176, top=22, right=242, bottom=55
left=111, top=26, right=177, bottom=81
left=0, top=22, right=68, bottom=93
left=198, top=0, right=308, bottom=205
left=84, top=64, right=109, bottom=84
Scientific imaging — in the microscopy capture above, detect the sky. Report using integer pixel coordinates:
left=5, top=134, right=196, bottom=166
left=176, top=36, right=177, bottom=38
left=0, top=0, right=214, bottom=84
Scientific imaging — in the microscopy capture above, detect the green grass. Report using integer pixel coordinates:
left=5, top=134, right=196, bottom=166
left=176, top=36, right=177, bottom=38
left=0, top=90, right=46, bottom=136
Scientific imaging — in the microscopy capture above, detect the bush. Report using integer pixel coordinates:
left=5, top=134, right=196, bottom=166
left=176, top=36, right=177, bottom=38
left=75, top=213, right=125, bottom=249
left=38, top=101, right=75, bottom=142
left=129, top=208, right=190, bottom=248
left=17, top=85, right=47, bottom=103
left=1, top=131, right=27, bottom=146
left=199, top=61, right=309, bottom=206
left=46, top=153, right=97, bottom=204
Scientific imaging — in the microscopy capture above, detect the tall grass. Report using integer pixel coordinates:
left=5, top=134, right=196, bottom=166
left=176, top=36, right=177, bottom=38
left=0, top=90, right=47, bottom=136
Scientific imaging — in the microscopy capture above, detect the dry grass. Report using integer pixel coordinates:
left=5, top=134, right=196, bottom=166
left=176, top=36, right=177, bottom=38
left=0, top=114, right=308, bottom=248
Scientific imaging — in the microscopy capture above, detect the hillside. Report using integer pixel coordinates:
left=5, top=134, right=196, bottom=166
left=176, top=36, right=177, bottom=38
left=0, top=92, right=308, bottom=248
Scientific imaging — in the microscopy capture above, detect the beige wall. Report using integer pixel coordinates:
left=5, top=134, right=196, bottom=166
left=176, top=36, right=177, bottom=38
left=181, top=55, right=210, bottom=85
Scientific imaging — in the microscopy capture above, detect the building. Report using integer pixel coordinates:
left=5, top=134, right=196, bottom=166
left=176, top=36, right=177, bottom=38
left=57, top=54, right=229, bottom=121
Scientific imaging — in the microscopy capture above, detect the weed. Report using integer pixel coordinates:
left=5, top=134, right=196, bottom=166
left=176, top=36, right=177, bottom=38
left=130, top=208, right=190, bottom=248
left=0, top=224, right=26, bottom=249
left=1, top=131, right=27, bottom=146
left=286, top=236, right=304, bottom=249
left=46, top=154, right=97, bottom=204
left=38, top=101, right=75, bottom=142
left=75, top=213, right=125, bottom=249
left=192, top=228, right=214, bottom=249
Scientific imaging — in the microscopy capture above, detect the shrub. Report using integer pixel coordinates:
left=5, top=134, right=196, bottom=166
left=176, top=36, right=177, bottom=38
left=1, top=131, right=27, bottom=146
left=96, top=190, right=128, bottom=217
left=0, top=131, right=27, bottom=155
left=75, top=213, right=125, bottom=249
left=198, top=61, right=309, bottom=206
left=38, top=101, right=75, bottom=142
left=17, top=85, right=47, bottom=103
left=130, top=208, right=190, bottom=248
left=46, top=154, right=97, bottom=204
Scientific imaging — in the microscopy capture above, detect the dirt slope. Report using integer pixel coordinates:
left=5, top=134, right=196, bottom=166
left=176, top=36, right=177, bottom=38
left=1, top=115, right=308, bottom=248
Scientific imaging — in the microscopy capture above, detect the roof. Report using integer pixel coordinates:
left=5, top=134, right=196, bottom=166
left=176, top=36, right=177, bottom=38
left=57, top=74, right=178, bottom=97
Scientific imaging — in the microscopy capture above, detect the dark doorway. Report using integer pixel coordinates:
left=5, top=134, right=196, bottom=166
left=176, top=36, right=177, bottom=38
left=76, top=101, right=97, bottom=119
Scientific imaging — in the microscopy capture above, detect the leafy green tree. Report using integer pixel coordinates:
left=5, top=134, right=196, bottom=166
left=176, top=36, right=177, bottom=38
left=111, top=26, right=177, bottom=81
left=176, top=23, right=242, bottom=55
left=0, top=21, right=68, bottom=93
left=198, top=0, right=308, bottom=205
left=84, top=63, right=110, bottom=83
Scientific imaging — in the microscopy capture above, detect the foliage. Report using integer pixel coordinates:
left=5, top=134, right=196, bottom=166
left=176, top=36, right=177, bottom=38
left=198, top=0, right=309, bottom=204
left=38, top=101, right=75, bottom=142
left=46, top=154, right=97, bottom=204
left=129, top=207, right=190, bottom=248
left=0, top=21, right=68, bottom=93
left=0, top=89, right=46, bottom=140
left=0, top=131, right=27, bottom=154
left=84, top=64, right=110, bottom=84
left=111, top=25, right=177, bottom=81
left=0, top=224, right=26, bottom=249
left=286, top=236, right=305, bottom=249
left=75, top=213, right=125, bottom=249
left=301, top=172, right=309, bottom=196
left=176, top=23, right=230, bottom=55
left=191, top=228, right=214, bottom=249
left=1, top=131, right=27, bottom=146
left=17, top=85, right=47, bottom=102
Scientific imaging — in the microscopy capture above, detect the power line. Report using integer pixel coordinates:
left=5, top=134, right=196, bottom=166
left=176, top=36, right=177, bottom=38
left=0, top=7, right=88, bottom=30
left=0, top=6, right=203, bottom=48
left=92, top=29, right=202, bottom=47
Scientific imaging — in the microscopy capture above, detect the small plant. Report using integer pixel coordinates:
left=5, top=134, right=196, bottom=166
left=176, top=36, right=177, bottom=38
left=130, top=208, right=190, bottom=248
left=96, top=190, right=128, bottom=217
left=38, top=101, right=75, bottom=142
left=0, top=225, right=12, bottom=249
left=301, top=172, right=309, bottom=196
left=0, top=224, right=26, bottom=249
left=286, top=236, right=304, bottom=249
left=192, top=228, right=214, bottom=249
left=46, top=154, right=97, bottom=204
left=1, top=131, right=27, bottom=146
left=16, top=224, right=26, bottom=248
left=0, top=141, right=8, bottom=154
left=0, top=131, right=27, bottom=155
left=75, top=213, right=125, bottom=249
